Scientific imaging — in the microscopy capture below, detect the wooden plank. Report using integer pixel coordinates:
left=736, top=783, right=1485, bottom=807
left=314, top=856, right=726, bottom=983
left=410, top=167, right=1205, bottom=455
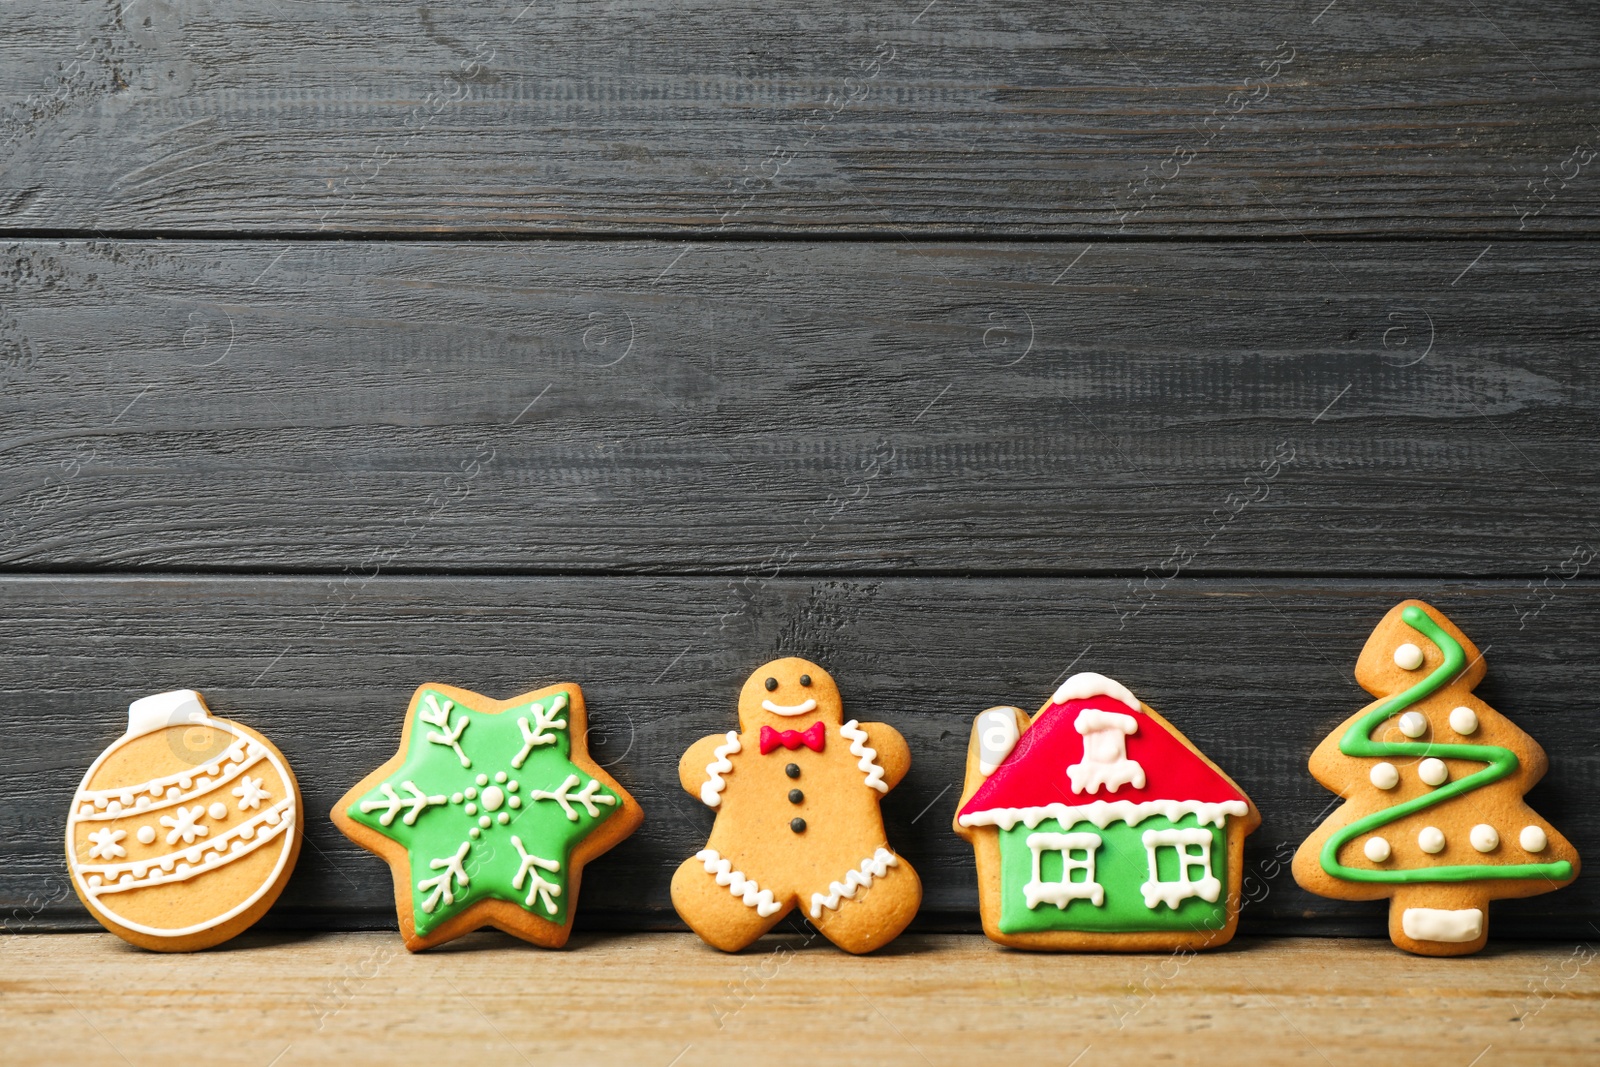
left=2, top=933, right=1596, bottom=1066
left=4, top=239, right=1598, bottom=575
left=2, top=576, right=1594, bottom=935
left=1, top=1, right=1596, bottom=236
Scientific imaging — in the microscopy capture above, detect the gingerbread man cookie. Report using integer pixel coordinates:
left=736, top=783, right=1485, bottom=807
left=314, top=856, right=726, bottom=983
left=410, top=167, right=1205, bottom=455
left=672, top=658, right=921, bottom=953
left=1293, top=600, right=1579, bottom=956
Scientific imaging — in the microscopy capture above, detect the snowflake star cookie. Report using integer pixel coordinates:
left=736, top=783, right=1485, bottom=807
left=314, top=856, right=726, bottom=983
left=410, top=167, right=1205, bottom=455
left=954, top=672, right=1259, bottom=951
left=332, top=682, right=642, bottom=951
left=1292, top=600, right=1579, bottom=956
left=65, top=690, right=302, bottom=951
left=672, top=657, right=921, bottom=953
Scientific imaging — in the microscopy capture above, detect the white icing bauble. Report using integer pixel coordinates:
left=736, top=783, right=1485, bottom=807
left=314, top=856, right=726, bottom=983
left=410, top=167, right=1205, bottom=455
left=1448, top=706, right=1478, bottom=734
left=208, top=802, right=228, bottom=820
left=1369, top=762, right=1400, bottom=790
left=1519, top=825, right=1548, bottom=853
left=136, top=826, right=156, bottom=845
left=1393, top=643, right=1425, bottom=670
left=1418, top=758, right=1448, bottom=787
left=1418, top=827, right=1446, bottom=854
left=1364, top=837, right=1392, bottom=862
left=1398, top=711, right=1428, bottom=738
left=1470, top=824, right=1499, bottom=852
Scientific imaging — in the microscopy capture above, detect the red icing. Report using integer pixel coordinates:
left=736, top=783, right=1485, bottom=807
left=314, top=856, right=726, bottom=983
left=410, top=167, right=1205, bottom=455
left=760, top=721, right=825, bottom=755
left=958, top=696, right=1245, bottom=817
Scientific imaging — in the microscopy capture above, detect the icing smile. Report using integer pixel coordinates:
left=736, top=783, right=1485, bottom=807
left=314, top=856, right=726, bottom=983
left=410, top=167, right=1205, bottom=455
left=760, top=697, right=817, bottom=716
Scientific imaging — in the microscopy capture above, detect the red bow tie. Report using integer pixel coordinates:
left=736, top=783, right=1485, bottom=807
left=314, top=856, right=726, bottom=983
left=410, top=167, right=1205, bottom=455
left=760, top=721, right=825, bottom=755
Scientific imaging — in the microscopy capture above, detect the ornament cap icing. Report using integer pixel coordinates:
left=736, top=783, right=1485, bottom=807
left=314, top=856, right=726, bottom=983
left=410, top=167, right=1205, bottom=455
left=126, top=689, right=209, bottom=739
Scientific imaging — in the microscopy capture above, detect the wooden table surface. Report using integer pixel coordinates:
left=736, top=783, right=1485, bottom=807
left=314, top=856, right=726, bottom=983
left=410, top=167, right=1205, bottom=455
left=4, top=932, right=1597, bottom=1066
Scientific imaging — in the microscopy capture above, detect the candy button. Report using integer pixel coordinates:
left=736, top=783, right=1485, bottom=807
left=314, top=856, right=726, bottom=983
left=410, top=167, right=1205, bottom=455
left=788, top=789, right=804, bottom=804
left=785, top=763, right=801, bottom=779
left=790, top=818, right=806, bottom=834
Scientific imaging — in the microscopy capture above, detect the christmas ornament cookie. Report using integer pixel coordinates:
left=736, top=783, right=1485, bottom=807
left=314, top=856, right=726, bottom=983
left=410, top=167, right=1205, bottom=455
left=333, top=682, right=641, bottom=951
left=65, top=689, right=302, bottom=951
left=954, top=673, right=1259, bottom=951
left=1293, top=600, right=1578, bottom=956
left=672, top=657, right=921, bottom=953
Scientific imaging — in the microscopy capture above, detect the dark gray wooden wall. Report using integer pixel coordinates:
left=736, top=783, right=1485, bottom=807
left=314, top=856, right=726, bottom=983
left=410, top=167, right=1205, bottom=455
left=2, top=0, right=1596, bottom=938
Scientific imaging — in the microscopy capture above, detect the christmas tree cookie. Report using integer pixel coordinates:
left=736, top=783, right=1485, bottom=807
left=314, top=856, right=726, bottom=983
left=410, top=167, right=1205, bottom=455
left=333, top=682, right=642, bottom=950
left=1292, top=600, right=1579, bottom=956
left=65, top=689, right=302, bottom=951
left=955, top=672, right=1259, bottom=951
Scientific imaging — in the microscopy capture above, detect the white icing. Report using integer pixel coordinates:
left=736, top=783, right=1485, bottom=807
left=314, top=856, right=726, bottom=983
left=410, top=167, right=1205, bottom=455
left=1520, top=825, right=1548, bottom=852
left=696, top=848, right=781, bottom=917
left=417, top=840, right=471, bottom=913
left=358, top=780, right=448, bottom=827
left=418, top=693, right=471, bottom=768
left=160, top=805, right=209, bottom=845
left=809, top=848, right=899, bottom=918
left=125, top=689, right=209, bottom=740
left=1050, top=671, right=1139, bottom=710
left=1397, top=711, right=1428, bottom=738
left=1363, top=836, right=1391, bottom=862
left=1418, top=758, right=1449, bottom=787
left=1393, top=643, right=1425, bottom=670
left=75, top=742, right=262, bottom=821
left=1139, top=827, right=1221, bottom=909
left=135, top=825, right=156, bottom=845
left=1022, top=831, right=1103, bottom=908
left=512, top=694, right=568, bottom=769
left=87, top=828, right=127, bottom=860
left=510, top=836, right=561, bottom=914
left=481, top=785, right=505, bottom=811
left=1449, top=706, right=1479, bottom=735
left=1470, top=824, right=1500, bottom=852
left=700, top=731, right=741, bottom=807
left=1418, top=826, right=1446, bottom=854
left=530, top=774, right=616, bottom=821
left=760, top=697, right=817, bottom=717
left=80, top=797, right=295, bottom=897
left=1067, top=708, right=1145, bottom=795
left=208, top=802, right=228, bottom=821
left=958, top=798, right=1248, bottom=832
left=1401, top=907, right=1483, bottom=943
left=840, top=720, right=889, bottom=793
left=975, top=707, right=1021, bottom=776
left=1369, top=762, right=1400, bottom=790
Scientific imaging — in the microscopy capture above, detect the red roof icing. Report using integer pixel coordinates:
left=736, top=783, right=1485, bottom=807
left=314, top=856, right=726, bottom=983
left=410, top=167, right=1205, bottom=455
left=958, top=696, right=1245, bottom=817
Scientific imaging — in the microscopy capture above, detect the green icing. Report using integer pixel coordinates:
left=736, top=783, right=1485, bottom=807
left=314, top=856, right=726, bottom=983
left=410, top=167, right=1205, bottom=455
left=1318, top=606, right=1573, bottom=884
left=348, top=689, right=620, bottom=936
left=998, top=815, right=1230, bottom=935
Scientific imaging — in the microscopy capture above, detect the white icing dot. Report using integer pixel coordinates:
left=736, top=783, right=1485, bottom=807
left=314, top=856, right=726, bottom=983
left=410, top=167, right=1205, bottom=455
left=451, top=792, right=464, bottom=804
left=1418, top=758, right=1449, bottom=787
left=118, top=791, right=134, bottom=805
left=507, top=780, right=519, bottom=793
left=1393, top=643, right=1424, bottom=670
left=469, top=827, right=481, bottom=838
left=1520, top=825, right=1548, bottom=852
left=208, top=802, right=228, bottom=820
left=166, top=786, right=181, bottom=800
left=148, top=784, right=163, bottom=796
left=239, top=825, right=255, bottom=840
left=1364, top=837, right=1392, bottom=862
left=1449, top=706, right=1479, bottom=734
left=481, top=786, right=505, bottom=812
left=497, top=812, right=510, bottom=825
left=196, top=778, right=212, bottom=791
left=119, top=873, right=134, bottom=884
left=478, top=815, right=491, bottom=829
left=94, top=797, right=108, bottom=808
left=1369, top=762, right=1400, bottom=790
left=465, top=787, right=478, bottom=800
left=134, top=797, right=150, bottom=811
left=494, top=771, right=507, bottom=784
left=79, top=804, right=94, bottom=817
left=106, top=801, right=123, bottom=816
left=508, top=796, right=522, bottom=809
left=148, top=870, right=163, bottom=883
left=175, top=864, right=191, bottom=876
left=206, top=763, right=221, bottom=776
left=87, top=875, right=102, bottom=888
left=465, top=803, right=477, bottom=816
left=160, top=856, right=176, bottom=871
left=132, top=864, right=147, bottom=878
left=1470, top=824, right=1500, bottom=852
left=1398, top=711, right=1428, bottom=738
left=475, top=773, right=489, bottom=787
left=231, top=840, right=246, bottom=852
left=1418, top=827, right=1446, bottom=854
left=178, top=776, right=192, bottom=790
left=186, top=847, right=202, bottom=863
left=136, top=826, right=156, bottom=845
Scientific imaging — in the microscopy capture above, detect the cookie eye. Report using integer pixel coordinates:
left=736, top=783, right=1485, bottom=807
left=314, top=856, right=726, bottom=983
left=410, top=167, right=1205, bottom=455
left=799, top=674, right=812, bottom=687
left=765, top=677, right=778, bottom=691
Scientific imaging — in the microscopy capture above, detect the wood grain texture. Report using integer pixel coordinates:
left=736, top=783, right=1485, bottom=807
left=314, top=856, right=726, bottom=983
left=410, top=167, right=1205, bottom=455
left=2, top=576, right=1594, bottom=935
left=1, top=0, right=1597, bottom=236
left=4, top=932, right=1597, bottom=1066
left=4, top=239, right=1597, bottom=575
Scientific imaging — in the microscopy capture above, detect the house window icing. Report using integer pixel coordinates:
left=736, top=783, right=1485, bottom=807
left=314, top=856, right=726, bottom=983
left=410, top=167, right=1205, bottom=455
left=1067, top=709, right=1146, bottom=795
left=1023, top=831, right=1104, bottom=908
left=1139, top=827, right=1221, bottom=909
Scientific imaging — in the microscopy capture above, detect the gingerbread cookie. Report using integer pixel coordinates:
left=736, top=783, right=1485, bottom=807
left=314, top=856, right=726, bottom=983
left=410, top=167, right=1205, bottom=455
left=65, top=689, right=302, bottom=951
left=332, top=682, right=641, bottom=951
left=672, top=657, right=921, bottom=953
left=954, top=672, right=1259, bottom=951
left=1292, top=600, right=1579, bottom=956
